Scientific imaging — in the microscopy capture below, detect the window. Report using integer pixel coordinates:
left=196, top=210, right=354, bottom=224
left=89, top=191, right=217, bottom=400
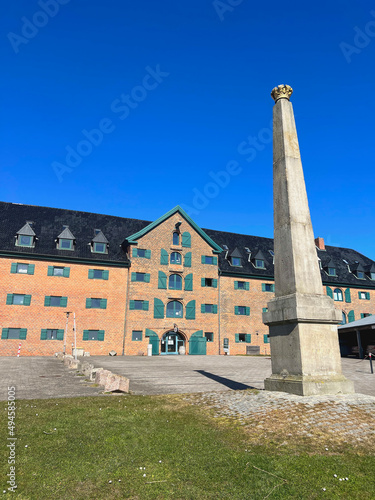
left=166, top=301, right=183, bottom=318
left=48, top=266, right=70, bottom=278
left=370, top=273, right=375, bottom=280
left=205, top=278, right=212, bottom=287
left=86, top=298, right=107, bottom=309
left=235, top=333, right=251, bottom=343
left=237, top=281, right=245, bottom=289
left=44, top=296, right=68, bottom=307
left=255, top=259, right=265, bottom=268
left=131, top=272, right=150, bottom=283
left=89, top=269, right=109, bottom=280
left=169, top=274, right=182, bottom=290
left=333, top=289, right=343, bottom=301
left=17, top=235, right=33, bottom=247
left=2, top=328, right=27, bottom=340
left=341, top=312, right=347, bottom=325
left=262, top=283, right=275, bottom=292
left=328, top=267, right=336, bottom=276
left=201, top=278, right=217, bottom=288
left=11, top=263, right=34, bottom=275
left=130, top=300, right=149, bottom=311
left=170, top=252, right=182, bottom=265
left=205, top=332, right=214, bottom=342
left=357, top=271, right=365, bottom=279
left=231, top=257, right=241, bottom=267
left=133, top=248, right=151, bottom=259
left=201, top=304, right=217, bottom=314
left=83, top=330, right=105, bottom=341
left=359, top=291, right=370, bottom=300
left=361, top=313, right=371, bottom=318
left=132, top=330, right=142, bottom=341
left=235, top=306, right=250, bottom=316
left=41, top=329, right=64, bottom=340
left=263, top=334, right=270, bottom=344
left=203, top=256, right=213, bottom=265
left=6, top=294, right=31, bottom=306
left=173, top=232, right=179, bottom=245
left=93, top=242, right=107, bottom=254
left=58, top=238, right=73, bottom=250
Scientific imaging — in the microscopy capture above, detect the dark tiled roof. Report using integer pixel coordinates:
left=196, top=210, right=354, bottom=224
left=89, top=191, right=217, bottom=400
left=0, top=202, right=150, bottom=265
left=0, top=201, right=374, bottom=288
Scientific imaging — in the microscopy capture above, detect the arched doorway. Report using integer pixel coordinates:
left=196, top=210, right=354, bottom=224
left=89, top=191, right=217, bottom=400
left=160, top=330, right=186, bottom=355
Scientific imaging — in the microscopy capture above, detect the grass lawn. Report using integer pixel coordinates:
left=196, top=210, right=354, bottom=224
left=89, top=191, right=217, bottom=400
left=1, top=393, right=374, bottom=499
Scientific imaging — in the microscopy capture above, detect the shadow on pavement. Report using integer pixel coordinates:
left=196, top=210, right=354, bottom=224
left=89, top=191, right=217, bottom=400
left=195, top=370, right=257, bottom=390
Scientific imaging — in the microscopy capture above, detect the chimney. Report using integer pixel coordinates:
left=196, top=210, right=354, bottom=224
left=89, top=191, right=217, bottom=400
left=315, top=237, right=325, bottom=251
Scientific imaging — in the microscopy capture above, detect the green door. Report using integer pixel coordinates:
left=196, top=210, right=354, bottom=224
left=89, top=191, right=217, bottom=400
left=145, top=329, right=159, bottom=355
left=189, top=330, right=207, bottom=355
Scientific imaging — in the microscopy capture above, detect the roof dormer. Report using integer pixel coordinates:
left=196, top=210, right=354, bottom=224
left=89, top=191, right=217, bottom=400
left=228, top=247, right=242, bottom=267
left=323, top=257, right=336, bottom=276
left=252, top=249, right=267, bottom=269
left=15, top=221, right=36, bottom=248
left=56, top=226, right=75, bottom=251
left=91, top=229, right=109, bottom=254
left=365, top=263, right=375, bottom=281
left=350, top=261, right=366, bottom=279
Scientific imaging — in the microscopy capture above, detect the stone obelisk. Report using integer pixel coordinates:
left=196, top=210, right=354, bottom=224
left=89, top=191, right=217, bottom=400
left=263, top=85, right=354, bottom=396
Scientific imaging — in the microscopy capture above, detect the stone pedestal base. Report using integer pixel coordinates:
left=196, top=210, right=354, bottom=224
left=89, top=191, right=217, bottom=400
left=264, top=374, right=354, bottom=396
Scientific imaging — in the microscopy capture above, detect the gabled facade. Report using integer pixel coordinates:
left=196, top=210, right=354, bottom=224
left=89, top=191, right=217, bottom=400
left=0, top=201, right=374, bottom=357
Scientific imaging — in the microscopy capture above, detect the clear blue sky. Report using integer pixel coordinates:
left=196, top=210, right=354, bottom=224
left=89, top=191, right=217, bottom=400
left=1, top=1, right=374, bottom=258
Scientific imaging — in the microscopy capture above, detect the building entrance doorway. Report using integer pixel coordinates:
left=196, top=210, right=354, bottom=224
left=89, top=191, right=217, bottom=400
left=161, top=331, right=185, bottom=355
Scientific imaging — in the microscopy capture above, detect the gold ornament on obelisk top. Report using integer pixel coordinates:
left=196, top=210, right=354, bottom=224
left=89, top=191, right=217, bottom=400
left=271, top=84, right=293, bottom=102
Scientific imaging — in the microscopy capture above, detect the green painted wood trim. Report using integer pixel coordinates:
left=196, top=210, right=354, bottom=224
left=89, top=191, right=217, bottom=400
left=125, top=206, right=223, bottom=253
left=0, top=250, right=130, bottom=267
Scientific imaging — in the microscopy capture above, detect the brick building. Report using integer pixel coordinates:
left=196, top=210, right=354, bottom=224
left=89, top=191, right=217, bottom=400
left=1, top=201, right=374, bottom=356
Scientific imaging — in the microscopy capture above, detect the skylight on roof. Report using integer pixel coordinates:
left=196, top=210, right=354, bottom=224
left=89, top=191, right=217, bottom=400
left=222, top=245, right=228, bottom=250
left=245, top=247, right=251, bottom=253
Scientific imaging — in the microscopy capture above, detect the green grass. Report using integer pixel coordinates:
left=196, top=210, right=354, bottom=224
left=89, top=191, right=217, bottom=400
left=1, top=395, right=374, bottom=499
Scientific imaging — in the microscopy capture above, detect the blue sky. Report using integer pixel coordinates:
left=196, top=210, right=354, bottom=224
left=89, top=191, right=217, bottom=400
left=1, top=1, right=374, bottom=258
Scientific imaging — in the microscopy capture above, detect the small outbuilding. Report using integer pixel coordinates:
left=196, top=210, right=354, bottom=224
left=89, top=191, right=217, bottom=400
left=338, top=315, right=375, bottom=358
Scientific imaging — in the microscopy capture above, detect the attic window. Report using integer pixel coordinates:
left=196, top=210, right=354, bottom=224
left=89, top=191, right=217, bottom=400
left=255, top=259, right=265, bottom=269
left=93, top=242, right=106, bottom=253
left=231, top=257, right=241, bottom=267
left=57, top=226, right=75, bottom=251
left=370, top=273, right=375, bottom=280
left=357, top=271, right=365, bottom=279
left=172, top=232, right=180, bottom=245
left=59, top=239, right=73, bottom=250
left=328, top=267, right=336, bottom=276
left=17, top=235, right=33, bottom=247
left=15, top=222, right=36, bottom=248
left=91, top=229, right=108, bottom=254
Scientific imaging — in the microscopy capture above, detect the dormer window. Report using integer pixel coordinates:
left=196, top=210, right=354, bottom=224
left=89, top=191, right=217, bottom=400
left=357, top=271, right=365, bottom=279
left=255, top=259, right=265, bottom=268
left=91, top=229, right=108, bottom=254
left=328, top=267, right=336, bottom=276
left=350, top=261, right=366, bottom=280
left=15, top=222, right=36, bottom=248
left=57, top=226, right=75, bottom=251
left=365, top=264, right=375, bottom=280
left=252, top=249, right=267, bottom=269
left=231, top=257, right=241, bottom=267
left=229, top=248, right=242, bottom=267
left=323, top=258, right=336, bottom=276
left=172, top=232, right=179, bottom=245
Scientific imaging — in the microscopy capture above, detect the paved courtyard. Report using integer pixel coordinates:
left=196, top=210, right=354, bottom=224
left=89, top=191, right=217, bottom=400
left=1, top=355, right=374, bottom=400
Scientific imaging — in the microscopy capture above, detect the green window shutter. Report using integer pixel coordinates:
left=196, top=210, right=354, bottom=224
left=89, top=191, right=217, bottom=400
left=348, top=310, right=355, bottom=323
left=144, top=273, right=150, bottom=283
left=201, top=304, right=205, bottom=313
left=366, top=292, right=370, bottom=300
left=234, top=306, right=239, bottom=315
left=213, top=305, right=218, bottom=314
left=158, top=271, right=167, bottom=289
left=19, top=329, right=27, bottom=340
left=160, top=249, right=168, bottom=265
left=63, top=267, right=70, bottom=278
left=361, top=313, right=365, bottom=319
left=44, top=296, right=51, bottom=307
left=57, top=329, right=64, bottom=341
left=97, top=330, right=105, bottom=341
left=234, top=281, right=238, bottom=290
left=145, top=249, right=151, bottom=259
left=103, top=270, right=109, bottom=280
left=235, top=333, right=240, bottom=343
left=154, top=298, right=164, bottom=319
left=100, top=299, right=107, bottom=309
left=83, top=330, right=89, bottom=341
left=6, top=294, right=13, bottom=305
left=60, top=297, right=68, bottom=307
left=182, top=231, right=191, bottom=248
left=40, top=329, right=47, bottom=340
left=213, top=257, right=217, bottom=265
left=132, top=248, right=138, bottom=258
left=264, top=334, right=270, bottom=344
left=262, top=283, right=266, bottom=292
left=47, top=266, right=54, bottom=276
left=245, top=283, right=249, bottom=291
left=184, top=273, right=193, bottom=291
left=2, top=328, right=9, bottom=339
left=86, top=298, right=92, bottom=308
left=262, top=307, right=268, bottom=312
left=201, top=278, right=205, bottom=287
left=201, top=255, right=205, bottom=264
left=142, top=300, right=149, bottom=311
left=271, top=285, right=275, bottom=292
left=131, top=272, right=137, bottom=282
left=245, top=334, right=251, bottom=343
left=345, top=288, right=351, bottom=303
left=245, top=307, right=250, bottom=316
left=129, top=300, right=135, bottom=310
left=88, top=269, right=94, bottom=279
left=326, top=286, right=333, bottom=299
left=212, top=279, right=218, bottom=288
left=184, top=252, right=192, bottom=267
left=28, top=264, right=35, bottom=275
left=24, top=295, right=31, bottom=306
left=10, top=263, right=17, bottom=274
left=186, top=300, right=196, bottom=320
